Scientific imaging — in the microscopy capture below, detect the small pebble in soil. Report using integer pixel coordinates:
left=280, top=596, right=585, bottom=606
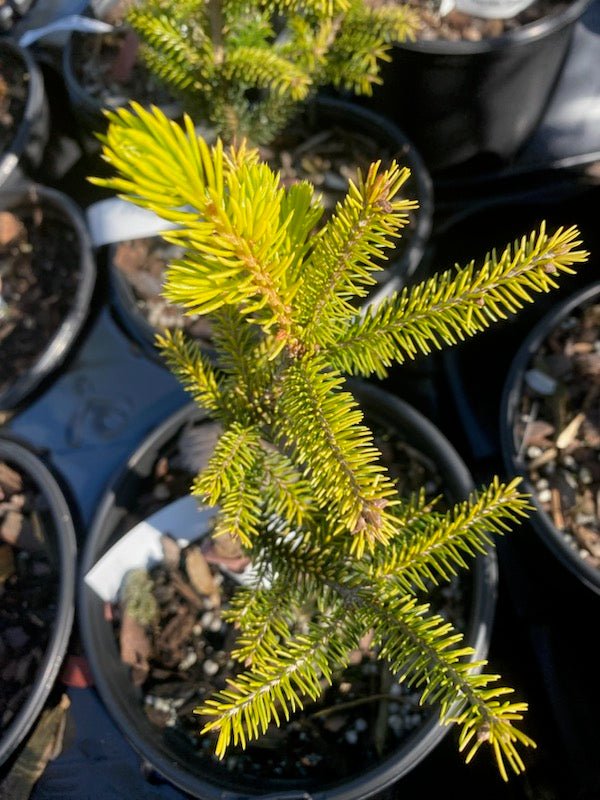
left=344, top=730, right=358, bottom=745
left=525, top=369, right=557, bottom=396
left=203, top=659, right=219, bottom=677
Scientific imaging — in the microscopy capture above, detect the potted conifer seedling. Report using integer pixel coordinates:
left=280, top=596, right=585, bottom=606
left=82, top=0, right=433, bottom=356
left=77, top=104, right=590, bottom=798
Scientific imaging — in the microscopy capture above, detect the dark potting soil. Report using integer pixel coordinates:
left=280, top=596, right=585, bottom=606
left=110, top=415, right=469, bottom=787
left=0, top=459, right=58, bottom=729
left=0, top=51, right=28, bottom=156
left=517, top=300, right=600, bottom=569
left=111, top=237, right=213, bottom=345
left=403, top=0, right=568, bottom=41
left=0, top=202, right=80, bottom=397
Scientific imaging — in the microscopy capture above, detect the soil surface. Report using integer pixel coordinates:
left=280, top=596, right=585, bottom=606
left=405, top=0, right=568, bottom=41
left=0, top=50, right=28, bottom=157
left=517, top=298, right=600, bottom=570
left=110, top=414, right=469, bottom=788
left=0, top=459, right=58, bottom=729
left=0, top=201, right=81, bottom=400
left=111, top=237, right=213, bottom=345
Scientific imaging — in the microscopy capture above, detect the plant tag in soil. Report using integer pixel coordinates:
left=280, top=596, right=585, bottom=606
left=86, top=197, right=180, bottom=248
left=440, top=0, right=538, bottom=18
left=85, top=495, right=263, bottom=602
left=84, top=495, right=217, bottom=602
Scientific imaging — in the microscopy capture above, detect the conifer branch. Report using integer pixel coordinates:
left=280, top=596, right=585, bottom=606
left=326, top=224, right=589, bottom=377
left=156, top=329, right=224, bottom=416
left=265, top=0, right=351, bottom=17
left=223, top=47, right=312, bottom=101
left=226, top=585, right=296, bottom=667
left=192, top=422, right=263, bottom=506
left=191, top=422, right=265, bottom=546
left=211, top=477, right=263, bottom=546
left=124, top=0, right=418, bottom=144
left=297, top=161, right=415, bottom=342
left=275, top=358, right=397, bottom=554
left=366, top=595, right=536, bottom=780
left=128, top=9, right=213, bottom=94
left=197, top=605, right=359, bottom=757
left=259, top=445, right=314, bottom=525
left=371, top=478, right=531, bottom=593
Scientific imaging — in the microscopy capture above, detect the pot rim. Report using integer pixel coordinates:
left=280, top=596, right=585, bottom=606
left=395, top=0, right=594, bottom=55
left=0, top=183, right=97, bottom=411
left=499, top=279, right=600, bottom=594
left=0, top=38, right=46, bottom=188
left=79, top=381, right=498, bottom=800
left=0, top=434, right=77, bottom=767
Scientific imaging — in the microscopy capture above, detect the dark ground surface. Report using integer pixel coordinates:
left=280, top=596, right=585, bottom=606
left=1, top=2, right=600, bottom=796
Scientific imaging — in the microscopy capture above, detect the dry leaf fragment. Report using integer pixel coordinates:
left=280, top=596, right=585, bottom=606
left=528, top=447, right=559, bottom=471
left=0, top=212, right=25, bottom=247
left=0, top=511, right=44, bottom=552
left=0, top=461, right=23, bottom=496
left=0, top=694, right=70, bottom=800
left=523, top=420, right=555, bottom=447
left=160, top=534, right=181, bottom=570
left=184, top=544, right=218, bottom=598
left=556, top=412, right=586, bottom=449
left=550, top=487, right=565, bottom=530
left=119, top=610, right=152, bottom=687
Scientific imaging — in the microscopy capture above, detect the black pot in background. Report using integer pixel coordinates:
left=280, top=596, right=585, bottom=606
left=0, top=38, right=49, bottom=189
left=0, top=434, right=77, bottom=767
left=0, top=184, right=96, bottom=412
left=61, top=3, right=181, bottom=151
left=79, top=380, right=498, bottom=800
left=500, top=280, right=600, bottom=595
left=361, top=0, right=594, bottom=174
left=106, top=96, right=433, bottom=364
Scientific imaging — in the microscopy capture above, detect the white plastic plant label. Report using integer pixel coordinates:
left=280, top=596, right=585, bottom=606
left=86, top=197, right=180, bottom=248
left=84, top=494, right=263, bottom=602
left=84, top=496, right=217, bottom=603
left=440, top=0, right=538, bottom=18
left=18, top=14, right=113, bottom=48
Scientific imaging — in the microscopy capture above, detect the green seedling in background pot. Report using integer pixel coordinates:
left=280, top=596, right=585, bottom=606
left=123, top=0, right=419, bottom=144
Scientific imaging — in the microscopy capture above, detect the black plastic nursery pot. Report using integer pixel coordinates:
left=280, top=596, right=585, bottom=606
left=0, top=434, right=77, bottom=767
left=61, top=1, right=180, bottom=147
left=0, top=183, right=96, bottom=412
left=105, top=95, right=433, bottom=364
left=79, top=380, right=498, bottom=800
left=0, top=37, right=49, bottom=189
left=500, top=280, right=600, bottom=595
left=363, top=0, right=594, bottom=174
